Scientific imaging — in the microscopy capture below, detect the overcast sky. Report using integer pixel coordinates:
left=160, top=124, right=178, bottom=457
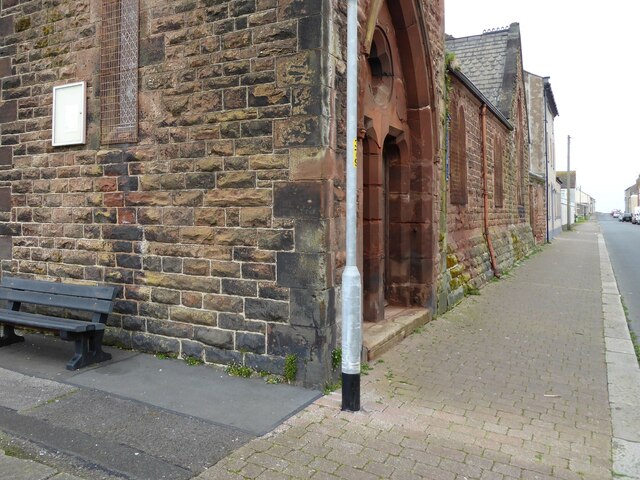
left=445, top=0, right=639, bottom=212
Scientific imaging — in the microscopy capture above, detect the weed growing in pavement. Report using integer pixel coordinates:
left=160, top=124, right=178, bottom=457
left=361, top=363, right=372, bottom=375
left=155, top=352, right=178, bottom=360
left=3, top=444, right=29, bottom=459
left=612, top=470, right=631, bottom=478
left=265, top=374, right=284, bottom=384
left=256, top=370, right=285, bottom=384
left=331, top=347, right=342, bottom=371
left=464, top=285, right=481, bottom=296
left=323, top=379, right=341, bottom=395
left=413, top=327, right=424, bottom=334
left=227, top=363, right=252, bottom=378
left=628, top=329, right=640, bottom=365
left=621, top=297, right=640, bottom=366
left=183, top=355, right=203, bottom=366
left=284, top=354, right=298, bottom=383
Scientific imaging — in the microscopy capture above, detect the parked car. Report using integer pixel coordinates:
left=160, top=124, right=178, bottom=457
left=634, top=207, right=640, bottom=224
left=613, top=210, right=621, bottom=218
left=621, top=212, right=633, bottom=222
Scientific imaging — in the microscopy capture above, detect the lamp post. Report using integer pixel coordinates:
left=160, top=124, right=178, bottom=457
left=566, top=135, right=571, bottom=231
left=341, top=0, right=362, bottom=412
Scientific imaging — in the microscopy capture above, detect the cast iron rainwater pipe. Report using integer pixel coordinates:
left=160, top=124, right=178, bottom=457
left=481, top=104, right=500, bottom=278
left=543, top=79, right=550, bottom=243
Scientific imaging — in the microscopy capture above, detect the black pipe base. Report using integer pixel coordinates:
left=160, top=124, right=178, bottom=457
left=341, top=373, right=360, bottom=411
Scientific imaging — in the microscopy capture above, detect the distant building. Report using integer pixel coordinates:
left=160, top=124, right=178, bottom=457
left=624, top=178, right=640, bottom=213
left=524, top=73, right=560, bottom=242
left=556, top=171, right=595, bottom=224
left=557, top=171, right=576, bottom=227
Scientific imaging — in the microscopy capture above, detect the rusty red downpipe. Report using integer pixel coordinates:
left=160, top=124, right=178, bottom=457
left=481, top=104, right=500, bottom=278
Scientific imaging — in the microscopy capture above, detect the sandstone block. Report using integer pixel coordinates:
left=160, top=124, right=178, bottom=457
left=248, top=84, right=290, bottom=107
left=218, top=313, right=266, bottom=333
left=180, top=226, right=216, bottom=245
left=221, top=278, right=256, bottom=297
left=257, top=229, right=293, bottom=250
left=204, top=345, right=242, bottom=365
left=242, top=262, right=275, bottom=280
left=274, top=115, right=321, bottom=147
left=183, top=258, right=210, bottom=276
left=217, top=171, right=255, bottom=189
left=276, top=50, right=322, bottom=87
left=210, top=260, right=241, bottom=278
left=181, top=340, right=204, bottom=360
left=181, top=291, right=203, bottom=308
left=132, top=333, right=180, bottom=355
left=195, top=207, right=225, bottom=226
left=194, top=326, right=234, bottom=348
left=171, top=306, right=217, bottom=326
left=147, top=319, right=192, bottom=338
left=237, top=332, right=265, bottom=354
left=245, top=298, right=288, bottom=322
left=125, top=192, right=171, bottom=206
left=203, top=293, right=244, bottom=312
left=239, top=207, right=271, bottom=227
left=277, top=252, right=330, bottom=288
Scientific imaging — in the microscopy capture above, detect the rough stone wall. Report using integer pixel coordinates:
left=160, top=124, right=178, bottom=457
left=525, top=72, right=548, bottom=245
left=524, top=73, right=545, bottom=176
left=529, top=179, right=546, bottom=245
left=441, top=71, right=534, bottom=308
left=0, top=0, right=341, bottom=387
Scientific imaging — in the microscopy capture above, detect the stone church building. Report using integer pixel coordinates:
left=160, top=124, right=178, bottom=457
left=0, top=0, right=534, bottom=386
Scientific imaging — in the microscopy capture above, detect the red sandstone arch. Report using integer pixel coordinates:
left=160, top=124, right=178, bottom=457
left=360, top=0, right=438, bottom=322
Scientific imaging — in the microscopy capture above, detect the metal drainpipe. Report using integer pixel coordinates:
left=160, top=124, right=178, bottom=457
left=341, top=0, right=362, bottom=412
left=543, top=84, right=549, bottom=243
left=481, top=104, right=500, bottom=278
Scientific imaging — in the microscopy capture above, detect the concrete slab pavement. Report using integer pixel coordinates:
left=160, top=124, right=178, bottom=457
left=0, top=334, right=320, bottom=478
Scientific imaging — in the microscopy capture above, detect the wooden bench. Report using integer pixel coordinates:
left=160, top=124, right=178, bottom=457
left=0, top=275, right=116, bottom=370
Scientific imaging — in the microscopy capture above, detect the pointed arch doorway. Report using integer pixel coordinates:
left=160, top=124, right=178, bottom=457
left=360, top=0, right=437, bottom=323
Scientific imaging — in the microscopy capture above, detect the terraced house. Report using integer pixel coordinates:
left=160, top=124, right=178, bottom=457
left=0, top=0, right=535, bottom=387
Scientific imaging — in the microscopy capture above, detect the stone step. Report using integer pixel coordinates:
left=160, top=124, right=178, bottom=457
left=362, top=307, right=432, bottom=361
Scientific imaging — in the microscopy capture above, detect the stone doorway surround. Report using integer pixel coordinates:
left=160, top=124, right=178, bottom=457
left=359, top=0, right=438, bottom=327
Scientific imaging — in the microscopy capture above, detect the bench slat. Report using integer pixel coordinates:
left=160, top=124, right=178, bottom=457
left=0, top=288, right=114, bottom=315
left=1, top=276, right=116, bottom=301
left=0, top=310, right=104, bottom=333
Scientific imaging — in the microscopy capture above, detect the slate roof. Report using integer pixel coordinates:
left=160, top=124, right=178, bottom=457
left=556, top=171, right=576, bottom=189
left=446, top=23, right=522, bottom=120
left=544, top=77, right=559, bottom=117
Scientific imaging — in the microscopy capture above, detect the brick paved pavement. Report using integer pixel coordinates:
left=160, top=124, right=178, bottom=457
left=197, top=222, right=615, bottom=480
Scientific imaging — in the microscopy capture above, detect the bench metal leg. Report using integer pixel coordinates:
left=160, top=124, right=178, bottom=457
left=0, top=324, right=25, bottom=347
left=62, top=331, right=112, bottom=370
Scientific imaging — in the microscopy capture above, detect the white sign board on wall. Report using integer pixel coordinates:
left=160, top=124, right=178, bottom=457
left=52, top=81, right=86, bottom=146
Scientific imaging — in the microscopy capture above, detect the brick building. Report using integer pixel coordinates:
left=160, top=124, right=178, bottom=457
left=442, top=24, right=535, bottom=308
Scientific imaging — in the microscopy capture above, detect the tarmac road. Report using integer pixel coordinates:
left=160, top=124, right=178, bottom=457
left=599, top=212, right=640, bottom=337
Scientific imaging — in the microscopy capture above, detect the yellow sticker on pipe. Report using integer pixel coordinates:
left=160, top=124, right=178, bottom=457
left=353, top=138, right=358, bottom=168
